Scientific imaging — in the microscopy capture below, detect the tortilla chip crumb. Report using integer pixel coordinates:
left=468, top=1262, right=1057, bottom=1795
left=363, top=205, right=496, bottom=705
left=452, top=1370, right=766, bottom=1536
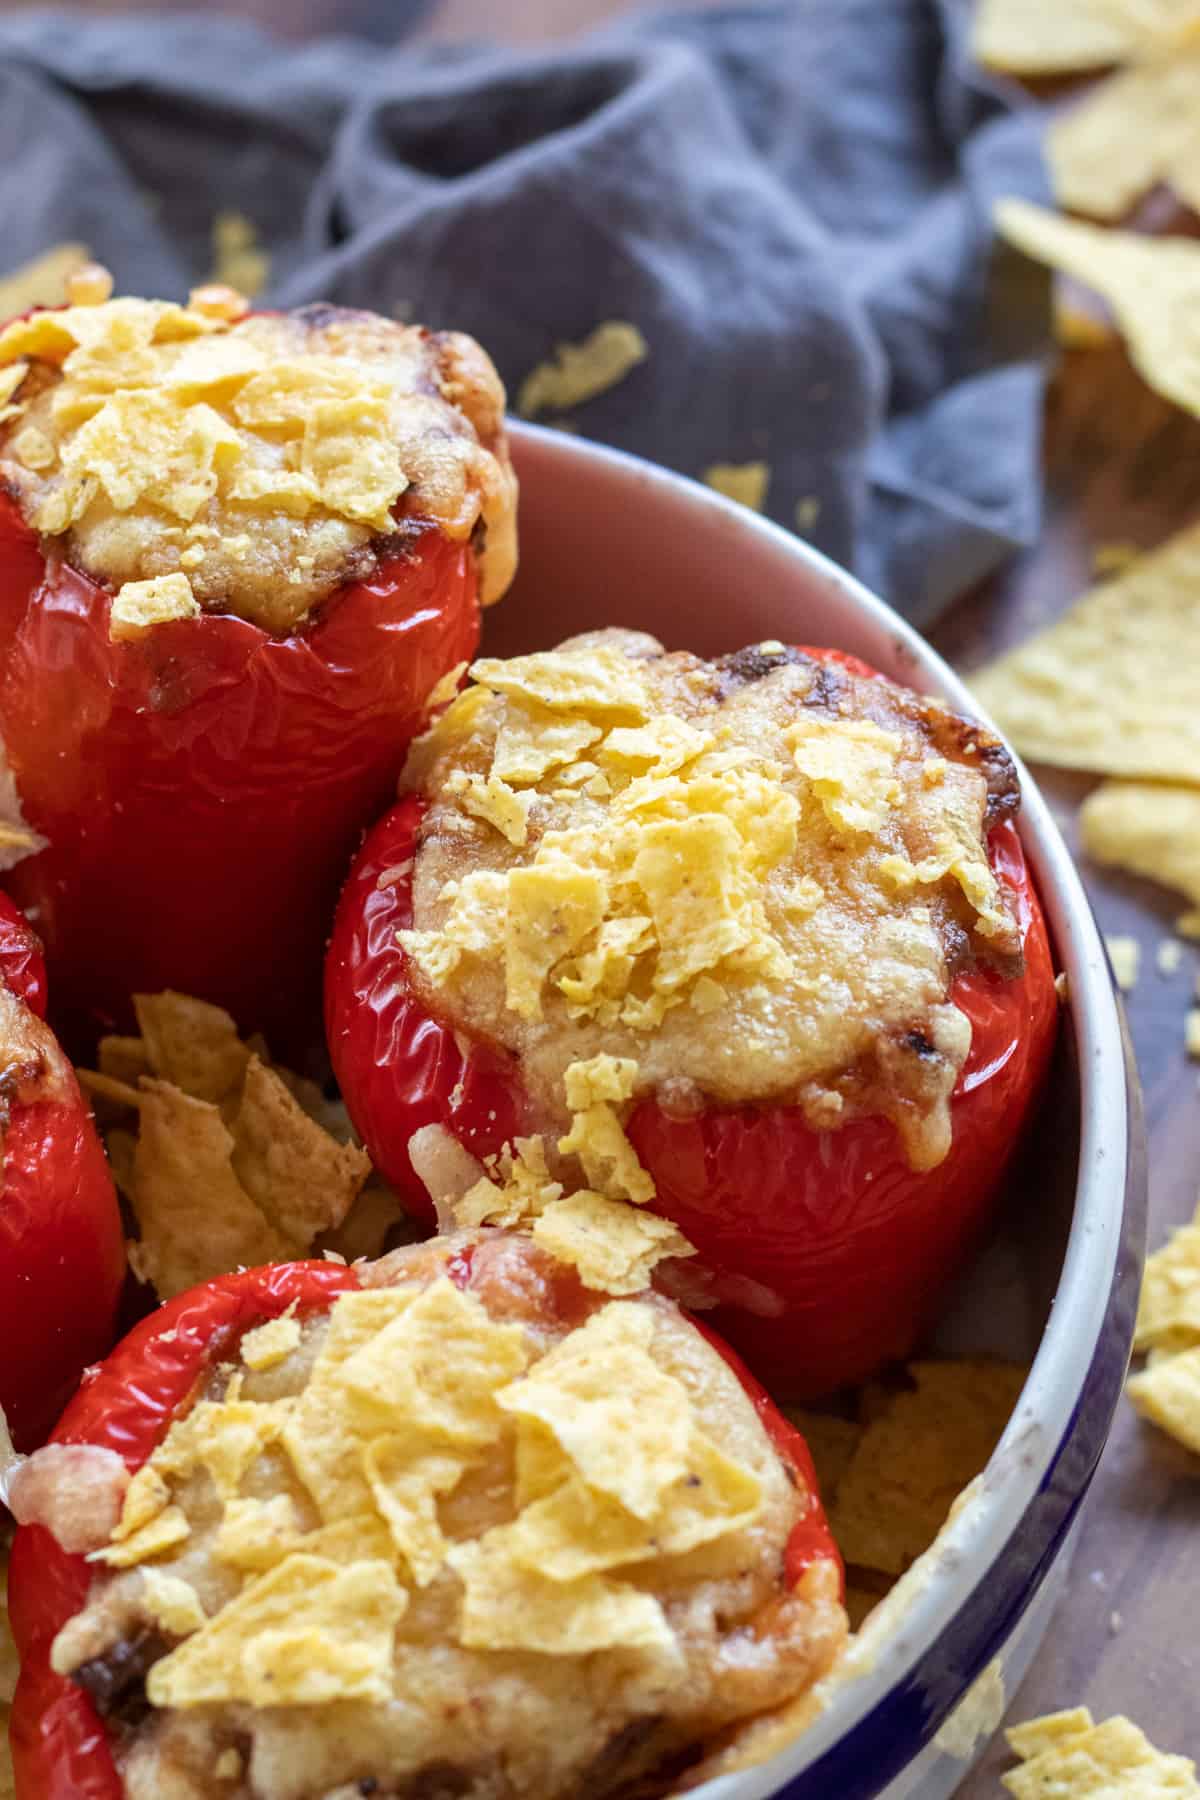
left=517, top=322, right=647, bottom=418
left=974, top=523, right=1200, bottom=784
left=1092, top=540, right=1141, bottom=578
left=0, top=242, right=91, bottom=323
left=1003, top=1707, right=1200, bottom=1798
left=830, top=1360, right=1026, bottom=1576
left=210, top=211, right=270, bottom=300
left=80, top=992, right=371, bottom=1297
left=1105, top=934, right=1140, bottom=993
left=703, top=461, right=769, bottom=512
left=974, top=0, right=1193, bottom=74
left=1158, top=938, right=1184, bottom=977
left=1187, top=1009, right=1200, bottom=1059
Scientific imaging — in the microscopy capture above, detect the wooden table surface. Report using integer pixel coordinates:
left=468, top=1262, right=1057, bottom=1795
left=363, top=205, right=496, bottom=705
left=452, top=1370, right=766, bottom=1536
left=18, top=0, right=1199, bottom=1783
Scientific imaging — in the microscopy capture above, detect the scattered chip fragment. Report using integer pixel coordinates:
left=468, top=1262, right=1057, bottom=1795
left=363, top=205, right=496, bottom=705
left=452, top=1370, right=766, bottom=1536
left=1003, top=1706, right=1200, bottom=1798
left=996, top=202, right=1200, bottom=424
left=973, top=522, right=1200, bottom=782
left=517, top=322, right=647, bottom=418
left=1105, top=934, right=1140, bottom=993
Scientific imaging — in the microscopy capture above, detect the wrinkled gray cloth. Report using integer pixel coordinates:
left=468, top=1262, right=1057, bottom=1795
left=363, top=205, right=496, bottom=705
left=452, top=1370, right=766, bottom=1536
left=0, top=2, right=1050, bottom=626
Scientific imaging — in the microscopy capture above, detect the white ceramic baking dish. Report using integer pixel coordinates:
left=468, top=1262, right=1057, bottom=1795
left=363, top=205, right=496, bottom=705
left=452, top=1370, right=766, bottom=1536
left=487, top=421, right=1145, bottom=1800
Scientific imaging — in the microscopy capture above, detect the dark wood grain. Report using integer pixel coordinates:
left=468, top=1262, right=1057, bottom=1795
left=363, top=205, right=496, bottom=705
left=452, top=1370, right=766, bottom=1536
left=37, top=0, right=1200, bottom=1779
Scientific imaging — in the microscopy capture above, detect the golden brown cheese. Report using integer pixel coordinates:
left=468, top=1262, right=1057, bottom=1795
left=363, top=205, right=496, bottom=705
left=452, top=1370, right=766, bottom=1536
left=400, top=631, right=1021, bottom=1173
left=0, top=294, right=516, bottom=633
left=49, top=1233, right=844, bottom=1800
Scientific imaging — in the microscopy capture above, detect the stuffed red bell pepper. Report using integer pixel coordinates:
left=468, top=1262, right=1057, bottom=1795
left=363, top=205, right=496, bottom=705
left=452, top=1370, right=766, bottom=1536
left=0, top=274, right=516, bottom=1054
left=326, top=631, right=1057, bottom=1394
left=0, top=891, right=124, bottom=1450
left=8, top=1232, right=844, bottom=1800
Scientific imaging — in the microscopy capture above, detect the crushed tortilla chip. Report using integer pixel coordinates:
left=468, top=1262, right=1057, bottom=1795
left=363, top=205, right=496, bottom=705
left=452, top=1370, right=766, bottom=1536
left=973, top=522, right=1200, bottom=782
left=447, top=1538, right=674, bottom=1656
left=0, top=243, right=91, bottom=323
left=1002, top=1707, right=1200, bottom=1799
left=230, top=1055, right=370, bottom=1246
left=973, top=0, right=1200, bottom=73
left=139, top=1568, right=208, bottom=1638
left=831, top=1361, right=1026, bottom=1576
left=361, top=1440, right=464, bottom=1587
left=532, top=1190, right=694, bottom=1295
left=146, top=1554, right=406, bottom=1709
left=786, top=1411, right=861, bottom=1508
left=1136, top=1219, right=1200, bottom=1353
left=997, top=201, right=1200, bottom=423
left=517, top=321, right=647, bottom=418
left=558, top=1098, right=656, bottom=1205
left=89, top=1504, right=191, bottom=1568
left=240, top=1309, right=302, bottom=1372
left=471, top=648, right=649, bottom=724
left=703, top=461, right=769, bottom=512
left=108, top=572, right=200, bottom=641
left=85, top=996, right=372, bottom=1295
left=1105, top=934, right=1141, bottom=993
left=125, top=1082, right=294, bottom=1299
left=1082, top=783, right=1200, bottom=923
left=336, top=1277, right=531, bottom=1450
left=497, top=1303, right=688, bottom=1520
left=1048, top=40, right=1200, bottom=220
left=133, top=991, right=251, bottom=1104
left=209, top=211, right=270, bottom=300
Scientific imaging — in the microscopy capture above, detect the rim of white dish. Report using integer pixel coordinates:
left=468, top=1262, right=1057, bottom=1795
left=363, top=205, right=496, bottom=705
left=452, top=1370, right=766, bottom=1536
left=506, top=422, right=1132, bottom=1794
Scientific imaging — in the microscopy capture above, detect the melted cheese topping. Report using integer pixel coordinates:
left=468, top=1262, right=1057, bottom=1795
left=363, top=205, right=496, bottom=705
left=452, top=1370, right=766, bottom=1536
left=0, top=295, right=516, bottom=633
left=50, top=1234, right=842, bottom=1800
left=400, top=632, right=1022, bottom=1173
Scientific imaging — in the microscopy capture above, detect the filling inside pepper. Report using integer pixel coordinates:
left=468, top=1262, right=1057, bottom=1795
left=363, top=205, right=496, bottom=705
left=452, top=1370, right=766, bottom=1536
left=0, top=288, right=516, bottom=632
left=45, top=1232, right=845, bottom=1800
left=397, top=630, right=1023, bottom=1175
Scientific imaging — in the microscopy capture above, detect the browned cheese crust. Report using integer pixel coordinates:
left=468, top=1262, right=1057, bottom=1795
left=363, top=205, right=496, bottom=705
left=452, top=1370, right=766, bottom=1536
left=0, top=295, right=517, bottom=633
left=399, top=632, right=1021, bottom=1175
left=47, top=1233, right=845, bottom=1800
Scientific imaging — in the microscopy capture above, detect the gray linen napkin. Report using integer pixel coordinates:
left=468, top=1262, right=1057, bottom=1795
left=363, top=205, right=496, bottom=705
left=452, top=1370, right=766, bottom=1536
left=0, top=1, right=1050, bottom=625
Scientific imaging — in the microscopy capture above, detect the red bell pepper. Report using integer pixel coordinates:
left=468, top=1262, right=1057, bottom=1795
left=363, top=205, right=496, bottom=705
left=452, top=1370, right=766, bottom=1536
left=325, top=653, right=1057, bottom=1396
left=7, top=1252, right=839, bottom=1797
left=0, top=491, right=480, bottom=1057
left=0, top=891, right=125, bottom=1452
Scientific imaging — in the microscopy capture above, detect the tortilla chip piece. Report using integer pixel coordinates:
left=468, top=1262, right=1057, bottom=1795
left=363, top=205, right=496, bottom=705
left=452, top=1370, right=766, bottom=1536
left=1006, top=1708, right=1098, bottom=1761
left=89, top=1505, right=191, bottom=1568
left=497, top=1303, right=689, bottom=1521
left=0, top=243, right=91, bottom=323
left=1048, top=41, right=1200, bottom=220
left=1128, top=1344, right=1200, bottom=1453
left=231, top=1056, right=370, bottom=1244
left=997, top=202, right=1200, bottom=424
left=1105, top=934, right=1140, bottom=993
left=973, top=522, right=1200, bottom=781
left=1081, top=783, right=1200, bottom=914
left=786, top=1411, right=861, bottom=1508
left=282, top=1288, right=419, bottom=1521
left=239, top=1310, right=302, bottom=1372
left=1136, top=1222, right=1200, bottom=1352
left=337, top=1276, right=531, bottom=1449
left=831, top=1361, right=1026, bottom=1576
left=1002, top=1710, right=1199, bottom=1799
left=517, top=321, right=647, bottom=418
left=703, top=462, right=769, bottom=512
left=448, top=1537, right=674, bottom=1656
left=139, top=1569, right=208, bottom=1638
left=134, top=991, right=251, bottom=1104
left=531, top=1191, right=693, bottom=1296
left=361, top=1439, right=464, bottom=1587
left=126, top=1082, right=294, bottom=1299
left=146, top=1555, right=405, bottom=1709
left=214, top=1495, right=305, bottom=1573
left=974, top=0, right=1200, bottom=73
